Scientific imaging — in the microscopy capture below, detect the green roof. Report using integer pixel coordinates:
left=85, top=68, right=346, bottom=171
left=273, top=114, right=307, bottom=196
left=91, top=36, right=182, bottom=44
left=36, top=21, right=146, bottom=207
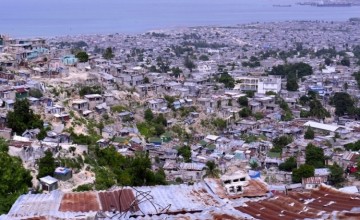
left=148, top=137, right=162, bottom=143
left=161, top=131, right=173, bottom=138
left=199, top=140, right=208, bottom=146
left=113, top=137, right=128, bottom=143
left=267, top=152, right=281, bottom=158
left=206, top=144, right=216, bottom=151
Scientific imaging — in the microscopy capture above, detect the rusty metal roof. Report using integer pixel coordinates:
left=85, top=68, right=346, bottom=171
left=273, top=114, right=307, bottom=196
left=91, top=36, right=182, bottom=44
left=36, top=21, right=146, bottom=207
left=59, top=192, right=100, bottom=212
left=98, top=189, right=139, bottom=213
left=236, top=184, right=360, bottom=220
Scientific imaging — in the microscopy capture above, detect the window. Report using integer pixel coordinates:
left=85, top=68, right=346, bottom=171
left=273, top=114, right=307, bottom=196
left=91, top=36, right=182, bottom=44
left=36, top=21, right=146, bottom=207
left=233, top=179, right=239, bottom=183
left=236, top=186, right=242, bottom=192
left=240, top=177, right=246, bottom=181
left=229, top=186, right=235, bottom=193
left=224, top=180, right=231, bottom=184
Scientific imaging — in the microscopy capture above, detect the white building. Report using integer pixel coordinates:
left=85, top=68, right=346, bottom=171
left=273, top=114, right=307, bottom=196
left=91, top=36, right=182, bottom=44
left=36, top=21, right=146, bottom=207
left=257, top=76, right=282, bottom=94
left=234, top=76, right=282, bottom=94
left=221, top=171, right=249, bottom=195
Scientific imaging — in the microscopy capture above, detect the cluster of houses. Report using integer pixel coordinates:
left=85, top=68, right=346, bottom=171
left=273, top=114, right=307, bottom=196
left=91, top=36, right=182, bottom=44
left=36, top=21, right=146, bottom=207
left=1, top=20, right=360, bottom=218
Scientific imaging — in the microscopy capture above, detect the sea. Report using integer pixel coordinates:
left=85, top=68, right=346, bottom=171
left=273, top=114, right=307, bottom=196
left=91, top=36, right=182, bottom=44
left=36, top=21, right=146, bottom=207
left=0, top=0, right=359, bottom=37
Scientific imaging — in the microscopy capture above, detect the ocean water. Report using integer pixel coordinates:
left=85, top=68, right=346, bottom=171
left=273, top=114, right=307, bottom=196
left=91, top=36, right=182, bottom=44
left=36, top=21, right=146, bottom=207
left=0, top=0, right=359, bottom=37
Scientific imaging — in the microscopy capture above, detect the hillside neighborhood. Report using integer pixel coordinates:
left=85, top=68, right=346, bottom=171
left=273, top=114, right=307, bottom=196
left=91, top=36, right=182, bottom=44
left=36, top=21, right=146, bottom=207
left=1, top=20, right=360, bottom=219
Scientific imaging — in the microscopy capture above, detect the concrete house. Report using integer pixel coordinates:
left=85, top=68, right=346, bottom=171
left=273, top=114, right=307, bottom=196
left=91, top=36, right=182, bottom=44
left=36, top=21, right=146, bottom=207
left=84, top=94, right=103, bottom=110
left=221, top=171, right=249, bottom=195
left=39, top=176, right=58, bottom=192
left=71, top=99, right=89, bottom=112
left=147, top=98, right=167, bottom=112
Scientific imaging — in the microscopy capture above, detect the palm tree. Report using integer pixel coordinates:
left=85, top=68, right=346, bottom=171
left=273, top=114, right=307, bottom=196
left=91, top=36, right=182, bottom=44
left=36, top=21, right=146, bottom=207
left=204, top=161, right=221, bottom=178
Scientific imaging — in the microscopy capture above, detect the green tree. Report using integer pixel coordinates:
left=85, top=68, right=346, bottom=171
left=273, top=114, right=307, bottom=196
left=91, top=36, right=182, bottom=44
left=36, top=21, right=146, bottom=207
left=103, top=47, right=114, bottom=60
left=37, top=150, right=55, bottom=178
left=144, top=108, right=154, bottom=122
left=218, top=72, right=235, bottom=89
left=305, top=143, right=325, bottom=168
left=75, top=51, right=89, bottom=62
left=286, top=77, right=299, bottom=91
left=171, top=67, right=182, bottom=78
left=184, top=56, right=196, bottom=72
left=304, top=127, right=315, bottom=139
left=204, top=161, right=221, bottom=178
left=273, top=135, right=293, bottom=148
left=279, top=157, right=297, bottom=172
left=29, top=89, right=43, bottom=98
left=328, top=163, right=345, bottom=186
left=324, top=57, right=333, bottom=66
left=309, top=99, right=330, bottom=119
left=199, top=54, right=209, bottom=61
left=292, top=164, right=315, bottom=183
left=270, top=62, right=313, bottom=78
left=73, top=184, right=94, bottom=192
left=330, top=92, right=354, bottom=116
left=0, top=152, right=32, bottom=214
left=212, top=118, right=227, bottom=130
left=340, top=58, right=350, bottom=67
left=36, top=128, right=47, bottom=141
left=143, top=77, right=150, bottom=84
left=177, top=145, right=192, bottom=162
left=7, top=99, right=44, bottom=134
left=239, top=107, right=252, bottom=117
left=0, top=138, right=8, bottom=153
left=245, top=91, right=255, bottom=98
left=250, top=161, right=259, bottom=170
left=238, top=96, right=248, bottom=107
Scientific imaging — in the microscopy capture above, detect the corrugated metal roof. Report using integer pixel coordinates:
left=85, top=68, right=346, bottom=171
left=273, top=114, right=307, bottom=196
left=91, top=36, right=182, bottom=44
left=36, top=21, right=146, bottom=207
left=59, top=192, right=100, bottom=212
left=98, top=189, right=139, bottom=213
left=304, top=121, right=339, bottom=132
left=179, top=162, right=206, bottom=171
left=7, top=190, right=63, bottom=218
left=129, top=206, right=252, bottom=220
left=302, top=176, right=327, bottom=185
left=132, top=182, right=223, bottom=216
left=237, top=184, right=360, bottom=220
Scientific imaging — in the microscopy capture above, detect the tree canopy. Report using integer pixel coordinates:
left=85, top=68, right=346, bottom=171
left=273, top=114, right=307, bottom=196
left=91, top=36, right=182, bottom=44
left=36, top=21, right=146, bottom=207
left=177, top=145, right=192, bottom=162
left=269, top=62, right=313, bottom=78
left=103, top=47, right=114, bottom=60
left=7, top=99, right=44, bottom=134
left=279, top=157, right=297, bottom=172
left=330, top=92, right=354, bottom=116
left=305, top=143, right=325, bottom=168
left=75, top=51, right=89, bottom=63
left=304, top=127, right=315, bottom=139
left=292, top=164, right=315, bottom=183
left=218, top=72, right=235, bottom=89
left=89, top=147, right=166, bottom=189
left=238, top=96, right=248, bottom=107
left=328, top=163, right=345, bottom=186
left=37, top=150, right=55, bottom=178
left=184, top=56, right=196, bottom=72
left=0, top=141, right=32, bottom=214
left=308, top=99, right=330, bottom=119
left=204, top=161, right=221, bottom=178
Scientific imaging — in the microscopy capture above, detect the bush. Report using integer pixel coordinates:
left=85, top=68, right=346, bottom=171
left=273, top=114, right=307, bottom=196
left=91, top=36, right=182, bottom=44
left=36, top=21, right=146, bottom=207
left=29, top=89, right=43, bottom=98
left=73, top=184, right=93, bottom=192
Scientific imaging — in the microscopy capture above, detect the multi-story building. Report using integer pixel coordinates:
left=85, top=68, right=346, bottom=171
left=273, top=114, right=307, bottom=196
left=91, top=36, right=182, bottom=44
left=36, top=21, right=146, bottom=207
left=234, top=76, right=282, bottom=94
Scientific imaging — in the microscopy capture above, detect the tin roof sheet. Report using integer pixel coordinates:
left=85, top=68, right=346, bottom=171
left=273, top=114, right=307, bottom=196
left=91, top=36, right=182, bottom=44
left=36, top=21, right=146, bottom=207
left=59, top=192, right=100, bottom=212
left=98, top=189, right=139, bottom=213
left=133, top=182, right=223, bottom=216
